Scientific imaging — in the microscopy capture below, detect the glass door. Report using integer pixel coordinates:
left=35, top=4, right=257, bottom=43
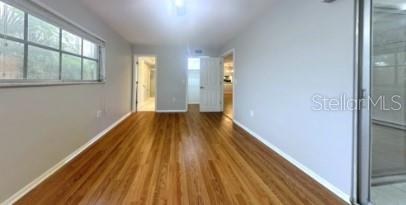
left=370, top=0, right=406, bottom=204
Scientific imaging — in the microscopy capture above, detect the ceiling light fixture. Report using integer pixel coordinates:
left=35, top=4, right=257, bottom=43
left=175, top=0, right=184, bottom=8
left=173, top=0, right=186, bottom=16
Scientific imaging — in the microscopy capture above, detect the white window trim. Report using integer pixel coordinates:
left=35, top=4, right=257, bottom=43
left=0, top=0, right=106, bottom=88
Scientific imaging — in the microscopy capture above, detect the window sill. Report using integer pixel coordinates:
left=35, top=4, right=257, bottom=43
left=0, top=81, right=105, bottom=88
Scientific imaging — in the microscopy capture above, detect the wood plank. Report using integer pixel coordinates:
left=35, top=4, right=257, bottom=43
left=15, top=105, right=346, bottom=205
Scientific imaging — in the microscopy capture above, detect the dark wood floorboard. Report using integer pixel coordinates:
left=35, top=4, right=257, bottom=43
left=16, top=105, right=346, bottom=205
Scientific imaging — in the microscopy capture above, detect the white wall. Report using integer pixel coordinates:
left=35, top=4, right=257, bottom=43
left=0, top=0, right=132, bottom=202
left=221, top=0, right=355, bottom=200
left=133, top=45, right=219, bottom=111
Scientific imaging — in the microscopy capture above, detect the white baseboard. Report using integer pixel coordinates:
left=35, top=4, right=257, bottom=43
left=233, top=120, right=351, bottom=204
left=1, top=112, right=132, bottom=205
left=156, top=110, right=187, bottom=113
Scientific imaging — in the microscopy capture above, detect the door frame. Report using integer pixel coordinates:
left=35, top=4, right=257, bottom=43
left=221, top=49, right=236, bottom=117
left=132, top=54, right=158, bottom=112
left=185, top=57, right=201, bottom=112
left=356, top=0, right=373, bottom=204
left=185, top=57, right=189, bottom=111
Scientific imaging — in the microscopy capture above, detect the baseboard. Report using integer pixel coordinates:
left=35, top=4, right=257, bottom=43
left=156, top=110, right=187, bottom=113
left=233, top=120, right=351, bottom=204
left=1, top=112, right=132, bottom=205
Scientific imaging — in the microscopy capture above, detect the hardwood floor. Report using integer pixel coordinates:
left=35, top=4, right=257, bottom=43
left=224, top=93, right=233, bottom=119
left=16, top=105, right=346, bottom=205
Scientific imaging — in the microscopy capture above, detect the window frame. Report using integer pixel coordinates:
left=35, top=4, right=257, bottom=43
left=0, top=0, right=105, bottom=87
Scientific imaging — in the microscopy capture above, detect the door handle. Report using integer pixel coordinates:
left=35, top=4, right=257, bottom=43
left=200, top=86, right=204, bottom=89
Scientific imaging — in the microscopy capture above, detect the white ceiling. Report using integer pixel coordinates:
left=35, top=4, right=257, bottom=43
left=81, top=0, right=275, bottom=48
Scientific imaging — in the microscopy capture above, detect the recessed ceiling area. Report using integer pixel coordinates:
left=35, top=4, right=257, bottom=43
left=80, top=0, right=275, bottom=48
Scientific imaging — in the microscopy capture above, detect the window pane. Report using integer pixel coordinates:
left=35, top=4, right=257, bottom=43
left=0, top=2, right=24, bottom=39
left=83, top=40, right=98, bottom=59
left=28, top=15, right=59, bottom=49
left=62, top=54, right=81, bottom=80
left=0, top=38, right=24, bottom=79
left=373, top=53, right=395, bottom=67
left=397, top=52, right=406, bottom=66
left=188, top=58, right=200, bottom=70
left=62, top=30, right=81, bottom=55
left=83, top=59, right=98, bottom=80
left=27, top=46, right=59, bottom=80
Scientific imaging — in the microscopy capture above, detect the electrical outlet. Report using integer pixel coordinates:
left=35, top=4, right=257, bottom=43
left=172, top=97, right=176, bottom=102
left=250, top=110, right=255, bottom=117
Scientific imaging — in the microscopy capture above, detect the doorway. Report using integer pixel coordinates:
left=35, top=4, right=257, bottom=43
left=135, top=56, right=157, bottom=112
left=186, top=57, right=222, bottom=112
left=358, top=0, right=406, bottom=204
left=187, top=58, right=201, bottom=105
left=222, top=51, right=234, bottom=118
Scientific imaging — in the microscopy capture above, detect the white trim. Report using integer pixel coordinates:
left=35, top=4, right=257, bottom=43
left=131, top=54, right=138, bottom=112
left=156, top=110, right=187, bottom=113
left=233, top=119, right=351, bottom=204
left=4, top=0, right=105, bottom=45
left=0, top=81, right=104, bottom=88
left=29, top=0, right=105, bottom=44
left=185, top=59, right=189, bottom=112
left=1, top=112, right=132, bottom=205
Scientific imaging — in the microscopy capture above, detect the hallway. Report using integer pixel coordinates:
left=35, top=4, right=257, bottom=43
left=224, top=93, right=233, bottom=118
left=16, top=106, right=345, bottom=205
left=138, top=97, right=156, bottom=111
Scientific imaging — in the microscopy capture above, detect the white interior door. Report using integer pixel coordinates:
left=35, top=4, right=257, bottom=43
left=200, top=58, right=221, bottom=112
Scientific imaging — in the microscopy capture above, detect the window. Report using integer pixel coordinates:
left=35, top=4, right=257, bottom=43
left=62, top=30, right=81, bottom=55
left=27, top=45, right=59, bottom=80
left=28, top=15, right=59, bottom=49
left=188, top=58, right=200, bottom=70
left=0, top=2, right=24, bottom=39
left=0, top=0, right=104, bottom=85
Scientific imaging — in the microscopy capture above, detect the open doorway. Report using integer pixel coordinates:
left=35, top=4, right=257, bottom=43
left=223, top=51, right=234, bottom=118
left=135, top=56, right=157, bottom=112
left=187, top=58, right=200, bottom=107
left=187, top=56, right=223, bottom=113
